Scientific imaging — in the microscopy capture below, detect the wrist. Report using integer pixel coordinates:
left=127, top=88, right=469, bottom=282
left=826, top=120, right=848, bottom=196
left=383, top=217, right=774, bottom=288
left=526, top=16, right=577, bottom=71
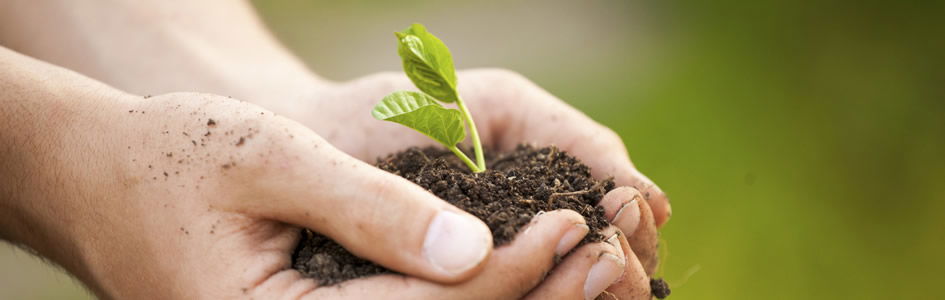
left=0, top=0, right=332, bottom=119
left=0, top=47, right=132, bottom=284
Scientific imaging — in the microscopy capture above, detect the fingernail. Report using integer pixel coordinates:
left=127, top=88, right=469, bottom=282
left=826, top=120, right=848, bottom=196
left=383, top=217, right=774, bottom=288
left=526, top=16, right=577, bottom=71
left=613, top=199, right=641, bottom=234
left=605, top=233, right=625, bottom=261
left=423, top=210, right=492, bottom=275
left=555, top=224, right=589, bottom=256
left=584, top=253, right=625, bottom=300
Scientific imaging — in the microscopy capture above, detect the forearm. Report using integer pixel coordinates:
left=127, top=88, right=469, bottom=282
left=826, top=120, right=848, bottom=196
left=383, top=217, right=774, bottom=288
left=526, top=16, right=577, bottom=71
left=0, top=0, right=322, bottom=114
left=0, top=46, right=128, bottom=285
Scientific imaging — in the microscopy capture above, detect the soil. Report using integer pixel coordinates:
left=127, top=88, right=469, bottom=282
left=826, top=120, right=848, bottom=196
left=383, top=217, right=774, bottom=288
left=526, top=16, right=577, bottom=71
left=650, top=278, right=671, bottom=299
left=291, top=145, right=669, bottom=298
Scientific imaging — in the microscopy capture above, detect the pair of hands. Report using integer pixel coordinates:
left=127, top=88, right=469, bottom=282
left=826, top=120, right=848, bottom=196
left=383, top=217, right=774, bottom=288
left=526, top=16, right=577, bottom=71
left=36, top=69, right=666, bottom=299
left=0, top=2, right=670, bottom=298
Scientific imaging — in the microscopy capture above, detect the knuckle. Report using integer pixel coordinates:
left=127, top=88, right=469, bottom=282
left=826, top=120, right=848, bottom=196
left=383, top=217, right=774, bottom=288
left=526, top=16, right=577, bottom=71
left=341, top=71, right=416, bottom=102
left=206, top=109, right=310, bottom=177
left=141, top=93, right=277, bottom=171
left=364, top=175, right=395, bottom=200
left=357, top=175, right=406, bottom=222
left=368, top=71, right=404, bottom=83
left=359, top=71, right=412, bottom=90
left=461, top=68, right=537, bottom=108
left=474, top=68, right=530, bottom=84
left=590, top=126, right=627, bottom=152
left=500, top=258, right=554, bottom=296
left=466, top=68, right=534, bottom=94
left=599, top=127, right=624, bottom=144
left=215, top=119, right=270, bottom=174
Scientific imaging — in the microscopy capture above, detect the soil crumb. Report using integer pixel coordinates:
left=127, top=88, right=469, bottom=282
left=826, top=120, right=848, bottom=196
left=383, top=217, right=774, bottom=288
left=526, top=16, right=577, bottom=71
left=650, top=278, right=671, bottom=299
left=292, top=145, right=657, bottom=292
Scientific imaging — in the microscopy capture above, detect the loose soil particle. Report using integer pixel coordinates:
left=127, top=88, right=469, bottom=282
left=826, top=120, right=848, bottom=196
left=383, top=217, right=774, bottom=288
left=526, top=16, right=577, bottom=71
left=291, top=145, right=669, bottom=298
left=650, top=278, right=671, bottom=299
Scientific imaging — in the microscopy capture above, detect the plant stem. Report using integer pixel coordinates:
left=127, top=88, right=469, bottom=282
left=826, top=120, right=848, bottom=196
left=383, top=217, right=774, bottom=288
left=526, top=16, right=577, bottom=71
left=449, top=146, right=482, bottom=173
left=456, top=97, right=486, bottom=172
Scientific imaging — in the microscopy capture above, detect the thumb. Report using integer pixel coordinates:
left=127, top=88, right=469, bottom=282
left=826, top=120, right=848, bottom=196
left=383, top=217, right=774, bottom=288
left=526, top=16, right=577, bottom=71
left=246, top=135, right=493, bottom=284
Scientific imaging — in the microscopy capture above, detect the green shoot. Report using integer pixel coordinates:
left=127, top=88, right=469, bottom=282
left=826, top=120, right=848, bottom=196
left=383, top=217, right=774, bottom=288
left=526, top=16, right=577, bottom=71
left=371, top=23, right=486, bottom=173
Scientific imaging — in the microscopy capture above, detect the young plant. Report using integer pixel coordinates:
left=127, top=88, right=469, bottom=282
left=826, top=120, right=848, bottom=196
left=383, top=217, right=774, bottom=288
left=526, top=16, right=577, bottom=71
left=371, top=23, right=487, bottom=173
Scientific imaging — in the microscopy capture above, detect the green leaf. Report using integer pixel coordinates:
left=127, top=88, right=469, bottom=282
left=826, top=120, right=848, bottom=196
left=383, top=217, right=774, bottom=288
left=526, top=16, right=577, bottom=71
left=395, top=23, right=459, bottom=103
left=372, top=91, right=466, bottom=147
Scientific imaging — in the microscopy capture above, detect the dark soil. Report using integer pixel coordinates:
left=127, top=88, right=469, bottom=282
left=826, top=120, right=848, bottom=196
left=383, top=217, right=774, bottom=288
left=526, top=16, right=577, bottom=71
left=291, top=145, right=668, bottom=298
left=650, top=278, right=671, bottom=299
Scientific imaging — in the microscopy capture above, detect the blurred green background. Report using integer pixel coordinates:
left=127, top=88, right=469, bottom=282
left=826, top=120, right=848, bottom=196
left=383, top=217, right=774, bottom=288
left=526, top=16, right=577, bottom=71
left=2, top=0, right=943, bottom=299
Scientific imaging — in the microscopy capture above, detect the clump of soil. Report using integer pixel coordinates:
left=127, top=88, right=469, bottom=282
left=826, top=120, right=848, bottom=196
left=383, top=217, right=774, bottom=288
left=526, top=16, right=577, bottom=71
left=291, top=145, right=668, bottom=298
left=651, top=278, right=671, bottom=299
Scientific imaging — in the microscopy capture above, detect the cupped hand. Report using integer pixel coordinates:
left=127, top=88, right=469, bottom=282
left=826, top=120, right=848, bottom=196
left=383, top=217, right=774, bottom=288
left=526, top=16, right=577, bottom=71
left=301, top=69, right=669, bottom=224
left=44, top=93, right=626, bottom=299
left=289, top=69, right=669, bottom=297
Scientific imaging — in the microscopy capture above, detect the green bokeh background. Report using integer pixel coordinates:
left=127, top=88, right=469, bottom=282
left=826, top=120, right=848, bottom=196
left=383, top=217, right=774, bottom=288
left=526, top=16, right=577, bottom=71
left=2, top=0, right=942, bottom=299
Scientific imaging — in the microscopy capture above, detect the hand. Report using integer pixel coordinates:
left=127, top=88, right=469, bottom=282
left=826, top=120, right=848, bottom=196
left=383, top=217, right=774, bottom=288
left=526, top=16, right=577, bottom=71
left=0, top=50, right=632, bottom=299
left=281, top=69, right=670, bottom=298
left=0, top=2, right=669, bottom=295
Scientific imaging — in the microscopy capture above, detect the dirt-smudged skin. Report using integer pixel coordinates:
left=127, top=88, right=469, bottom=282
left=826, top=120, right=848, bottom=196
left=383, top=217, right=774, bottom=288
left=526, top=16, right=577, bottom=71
left=292, top=145, right=615, bottom=285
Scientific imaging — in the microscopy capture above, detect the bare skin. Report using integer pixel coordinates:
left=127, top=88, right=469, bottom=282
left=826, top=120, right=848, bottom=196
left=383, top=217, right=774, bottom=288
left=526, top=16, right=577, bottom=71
left=0, top=0, right=670, bottom=299
left=0, top=0, right=669, bottom=224
left=0, top=47, right=630, bottom=299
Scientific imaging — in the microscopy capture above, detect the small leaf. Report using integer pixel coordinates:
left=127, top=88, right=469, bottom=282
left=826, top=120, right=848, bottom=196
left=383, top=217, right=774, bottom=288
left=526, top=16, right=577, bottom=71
left=372, top=91, right=466, bottom=147
left=395, top=23, right=459, bottom=103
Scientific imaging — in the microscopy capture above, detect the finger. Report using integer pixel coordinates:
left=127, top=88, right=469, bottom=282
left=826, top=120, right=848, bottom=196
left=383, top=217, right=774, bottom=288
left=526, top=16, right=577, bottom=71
left=599, top=187, right=643, bottom=237
left=628, top=196, right=659, bottom=275
left=244, top=132, right=493, bottom=284
left=250, top=270, right=317, bottom=300
left=525, top=227, right=626, bottom=300
left=299, top=210, right=592, bottom=300
left=548, top=115, right=671, bottom=228
left=604, top=227, right=652, bottom=300
left=462, top=69, right=671, bottom=227
left=600, top=187, right=659, bottom=275
left=628, top=168, right=671, bottom=228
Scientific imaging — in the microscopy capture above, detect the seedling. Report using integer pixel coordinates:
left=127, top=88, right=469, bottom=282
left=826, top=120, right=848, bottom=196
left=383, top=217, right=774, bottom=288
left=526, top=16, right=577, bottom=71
left=371, top=23, right=487, bottom=173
